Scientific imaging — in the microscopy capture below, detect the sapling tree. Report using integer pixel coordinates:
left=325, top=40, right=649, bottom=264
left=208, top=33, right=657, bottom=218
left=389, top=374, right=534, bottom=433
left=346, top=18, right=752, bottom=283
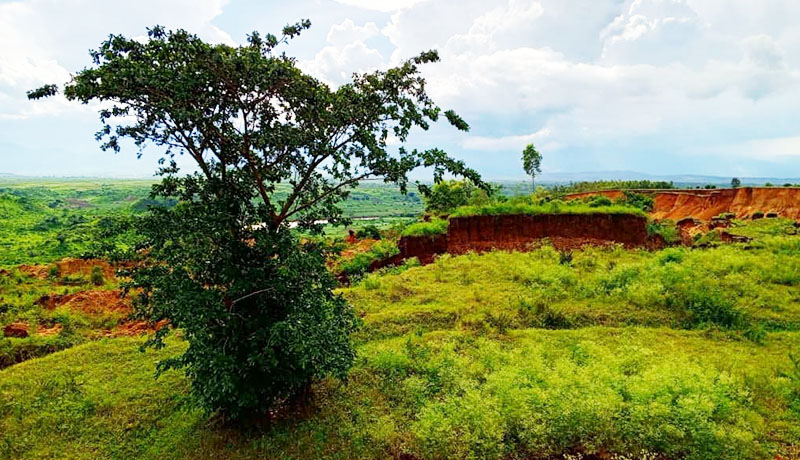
left=29, top=21, right=484, bottom=420
left=522, top=143, right=542, bottom=191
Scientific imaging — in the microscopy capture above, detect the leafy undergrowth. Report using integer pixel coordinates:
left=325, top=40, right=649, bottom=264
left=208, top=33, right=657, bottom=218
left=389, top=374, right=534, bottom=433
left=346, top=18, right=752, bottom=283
left=2, top=222, right=800, bottom=459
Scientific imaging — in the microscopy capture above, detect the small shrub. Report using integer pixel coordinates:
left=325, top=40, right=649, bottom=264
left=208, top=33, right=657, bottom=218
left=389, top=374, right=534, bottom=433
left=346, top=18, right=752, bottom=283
left=658, top=248, right=684, bottom=264
left=663, top=274, right=744, bottom=329
left=48, top=265, right=60, bottom=278
left=617, top=191, right=654, bottom=212
left=362, top=275, right=382, bottom=290
left=587, top=196, right=612, bottom=207
left=90, top=266, right=104, bottom=286
left=647, top=220, right=679, bottom=244
left=743, top=323, right=767, bottom=344
left=356, top=225, right=381, bottom=240
left=484, top=312, right=514, bottom=334
left=341, top=240, right=400, bottom=277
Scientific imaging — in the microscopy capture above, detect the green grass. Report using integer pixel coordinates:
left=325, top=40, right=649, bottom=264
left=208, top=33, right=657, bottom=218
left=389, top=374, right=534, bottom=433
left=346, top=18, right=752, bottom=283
left=449, top=200, right=646, bottom=218
left=400, top=218, right=449, bottom=237
left=1, top=329, right=798, bottom=460
left=2, top=208, right=800, bottom=458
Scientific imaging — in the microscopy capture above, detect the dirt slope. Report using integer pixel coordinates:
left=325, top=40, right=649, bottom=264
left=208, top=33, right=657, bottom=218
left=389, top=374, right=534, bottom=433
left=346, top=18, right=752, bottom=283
left=567, top=187, right=800, bottom=221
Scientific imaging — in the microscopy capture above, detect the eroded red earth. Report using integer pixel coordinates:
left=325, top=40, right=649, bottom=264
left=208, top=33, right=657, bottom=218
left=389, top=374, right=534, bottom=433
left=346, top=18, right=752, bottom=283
left=566, top=187, right=800, bottom=221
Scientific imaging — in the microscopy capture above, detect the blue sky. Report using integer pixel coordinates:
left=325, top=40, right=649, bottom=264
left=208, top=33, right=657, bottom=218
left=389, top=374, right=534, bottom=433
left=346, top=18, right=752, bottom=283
left=1, top=0, right=799, bottom=179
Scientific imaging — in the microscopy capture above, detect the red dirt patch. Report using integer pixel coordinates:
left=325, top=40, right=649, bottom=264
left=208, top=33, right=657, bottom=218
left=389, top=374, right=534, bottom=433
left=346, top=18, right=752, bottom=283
left=107, top=319, right=169, bottom=337
left=36, top=289, right=131, bottom=316
left=20, top=258, right=118, bottom=280
left=338, top=239, right=379, bottom=261
left=3, top=322, right=29, bottom=338
left=36, top=324, right=63, bottom=337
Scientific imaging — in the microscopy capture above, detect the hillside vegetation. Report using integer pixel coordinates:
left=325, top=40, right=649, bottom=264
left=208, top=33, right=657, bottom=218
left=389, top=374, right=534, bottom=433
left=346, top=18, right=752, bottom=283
left=0, top=181, right=422, bottom=266
left=2, top=219, right=799, bottom=459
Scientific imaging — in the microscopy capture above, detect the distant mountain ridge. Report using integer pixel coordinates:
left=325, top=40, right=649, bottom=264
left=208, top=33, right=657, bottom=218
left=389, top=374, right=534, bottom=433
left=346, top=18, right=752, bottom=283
left=2, top=170, right=800, bottom=185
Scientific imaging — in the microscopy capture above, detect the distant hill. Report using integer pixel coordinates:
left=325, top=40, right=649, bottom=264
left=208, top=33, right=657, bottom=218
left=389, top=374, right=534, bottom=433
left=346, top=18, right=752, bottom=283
left=531, top=170, right=800, bottom=186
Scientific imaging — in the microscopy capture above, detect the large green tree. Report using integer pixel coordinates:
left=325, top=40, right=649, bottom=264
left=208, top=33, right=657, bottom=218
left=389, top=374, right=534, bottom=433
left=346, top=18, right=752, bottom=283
left=30, top=22, right=484, bottom=420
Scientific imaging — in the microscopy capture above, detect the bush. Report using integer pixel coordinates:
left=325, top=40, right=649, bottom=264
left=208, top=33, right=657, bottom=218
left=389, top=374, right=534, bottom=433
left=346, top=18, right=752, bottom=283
left=420, top=180, right=488, bottom=214
left=340, top=240, right=400, bottom=277
left=90, top=266, right=104, bottom=286
left=617, top=191, right=654, bottom=212
left=356, top=224, right=381, bottom=240
left=647, top=220, right=679, bottom=243
left=401, top=218, right=449, bottom=237
left=587, top=195, right=612, bottom=207
left=663, top=273, right=744, bottom=329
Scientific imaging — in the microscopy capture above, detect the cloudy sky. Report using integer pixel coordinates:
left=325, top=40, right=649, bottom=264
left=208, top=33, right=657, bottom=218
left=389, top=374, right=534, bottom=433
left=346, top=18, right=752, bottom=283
left=1, top=0, right=799, bottom=179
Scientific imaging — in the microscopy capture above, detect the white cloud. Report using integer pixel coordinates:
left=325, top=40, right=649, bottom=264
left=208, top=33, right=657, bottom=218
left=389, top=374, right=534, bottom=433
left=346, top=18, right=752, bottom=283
left=697, top=136, right=800, bottom=160
left=326, top=19, right=380, bottom=46
left=300, top=18, right=389, bottom=85
left=4, top=0, right=800, bottom=177
left=370, top=0, right=800, bottom=172
left=0, top=0, right=232, bottom=119
left=332, top=0, right=431, bottom=12
left=463, top=128, right=553, bottom=150
left=300, top=41, right=385, bottom=86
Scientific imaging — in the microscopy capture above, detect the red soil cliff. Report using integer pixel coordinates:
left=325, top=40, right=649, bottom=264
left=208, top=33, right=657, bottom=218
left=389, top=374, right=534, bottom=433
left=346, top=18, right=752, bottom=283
left=380, top=213, right=650, bottom=268
left=567, top=187, right=800, bottom=221
left=447, top=213, right=648, bottom=253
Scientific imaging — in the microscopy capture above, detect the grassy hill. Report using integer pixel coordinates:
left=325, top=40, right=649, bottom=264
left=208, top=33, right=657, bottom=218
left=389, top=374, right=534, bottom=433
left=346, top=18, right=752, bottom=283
left=2, top=220, right=799, bottom=459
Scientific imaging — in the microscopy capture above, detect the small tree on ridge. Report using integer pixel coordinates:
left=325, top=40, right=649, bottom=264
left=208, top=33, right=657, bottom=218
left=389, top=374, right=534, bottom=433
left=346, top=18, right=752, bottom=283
left=522, top=143, right=542, bottom=191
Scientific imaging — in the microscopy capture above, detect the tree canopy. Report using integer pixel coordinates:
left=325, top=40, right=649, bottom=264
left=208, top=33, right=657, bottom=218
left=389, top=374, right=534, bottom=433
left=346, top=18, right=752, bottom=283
left=30, top=21, right=484, bottom=231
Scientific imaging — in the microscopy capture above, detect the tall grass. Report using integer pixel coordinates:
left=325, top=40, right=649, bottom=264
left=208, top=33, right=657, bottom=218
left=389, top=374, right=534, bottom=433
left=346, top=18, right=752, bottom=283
left=450, top=200, right=646, bottom=217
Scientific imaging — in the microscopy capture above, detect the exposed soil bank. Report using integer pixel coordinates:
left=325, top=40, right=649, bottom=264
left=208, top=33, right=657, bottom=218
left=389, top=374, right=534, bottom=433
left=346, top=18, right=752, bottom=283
left=378, top=213, right=650, bottom=268
left=567, top=187, right=800, bottom=221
